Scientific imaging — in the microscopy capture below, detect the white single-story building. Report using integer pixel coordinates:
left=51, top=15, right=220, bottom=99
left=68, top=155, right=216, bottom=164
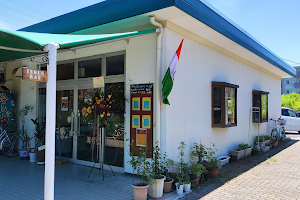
left=0, top=0, right=295, bottom=175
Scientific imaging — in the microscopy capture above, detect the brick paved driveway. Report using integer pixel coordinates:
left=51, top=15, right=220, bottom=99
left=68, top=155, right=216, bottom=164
left=181, top=134, right=300, bottom=200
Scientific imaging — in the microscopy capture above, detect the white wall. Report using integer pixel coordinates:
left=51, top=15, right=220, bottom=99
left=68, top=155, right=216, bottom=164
left=161, top=27, right=282, bottom=163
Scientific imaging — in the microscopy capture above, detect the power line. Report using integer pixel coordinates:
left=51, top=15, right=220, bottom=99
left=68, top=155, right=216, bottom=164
left=7, top=0, right=51, bottom=18
left=0, top=3, right=44, bottom=21
left=0, top=19, right=22, bottom=28
left=0, top=12, right=33, bottom=25
left=282, top=58, right=300, bottom=65
left=37, top=0, right=66, bottom=12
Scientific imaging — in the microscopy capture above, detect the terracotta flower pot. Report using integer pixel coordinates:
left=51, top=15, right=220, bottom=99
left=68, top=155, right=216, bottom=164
left=163, top=178, right=173, bottom=193
left=194, top=178, right=200, bottom=187
left=208, top=168, right=219, bottom=177
left=132, top=183, right=149, bottom=200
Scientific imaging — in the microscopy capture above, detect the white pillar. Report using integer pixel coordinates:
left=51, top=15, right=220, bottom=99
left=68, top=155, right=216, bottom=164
left=44, top=42, right=60, bottom=200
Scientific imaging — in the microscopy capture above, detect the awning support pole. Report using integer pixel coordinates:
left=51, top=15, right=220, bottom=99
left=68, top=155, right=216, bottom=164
left=44, top=42, right=60, bottom=200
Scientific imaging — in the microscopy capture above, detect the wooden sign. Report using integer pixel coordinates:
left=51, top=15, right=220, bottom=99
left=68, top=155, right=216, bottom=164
left=22, top=67, right=47, bottom=82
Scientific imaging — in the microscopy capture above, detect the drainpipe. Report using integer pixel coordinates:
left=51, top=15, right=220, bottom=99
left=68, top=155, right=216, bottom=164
left=43, top=42, right=60, bottom=200
left=149, top=15, right=163, bottom=149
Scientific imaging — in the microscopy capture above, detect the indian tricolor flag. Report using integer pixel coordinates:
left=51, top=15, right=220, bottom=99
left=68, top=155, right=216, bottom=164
left=162, top=39, right=184, bottom=105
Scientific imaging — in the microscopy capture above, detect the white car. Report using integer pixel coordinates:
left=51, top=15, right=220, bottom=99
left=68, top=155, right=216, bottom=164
left=281, top=107, right=300, bottom=133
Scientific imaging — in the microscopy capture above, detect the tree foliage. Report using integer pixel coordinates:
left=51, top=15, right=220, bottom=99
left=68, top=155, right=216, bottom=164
left=281, top=93, right=300, bottom=111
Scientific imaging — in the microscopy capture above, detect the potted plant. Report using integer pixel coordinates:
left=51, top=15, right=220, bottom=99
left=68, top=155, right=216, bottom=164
left=183, top=175, right=191, bottom=192
left=206, top=144, right=220, bottom=177
left=175, top=141, right=187, bottom=195
left=244, top=144, right=253, bottom=157
left=231, top=142, right=247, bottom=160
left=18, top=105, right=34, bottom=159
left=251, top=146, right=261, bottom=155
left=128, top=140, right=150, bottom=200
left=161, top=153, right=174, bottom=193
left=189, top=162, right=206, bottom=187
left=148, top=142, right=165, bottom=199
left=31, top=118, right=45, bottom=163
left=190, top=142, right=207, bottom=164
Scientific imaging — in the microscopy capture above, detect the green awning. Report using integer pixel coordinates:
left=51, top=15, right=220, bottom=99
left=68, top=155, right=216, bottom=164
left=0, top=29, right=156, bottom=62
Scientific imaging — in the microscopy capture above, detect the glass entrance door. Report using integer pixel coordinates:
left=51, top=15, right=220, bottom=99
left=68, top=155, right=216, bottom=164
left=56, top=90, right=74, bottom=159
left=77, top=83, right=124, bottom=167
left=77, top=88, right=101, bottom=162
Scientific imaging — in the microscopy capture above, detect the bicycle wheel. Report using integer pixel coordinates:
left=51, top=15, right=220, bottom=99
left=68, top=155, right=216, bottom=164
left=270, top=129, right=278, bottom=141
left=280, top=128, right=286, bottom=140
left=2, top=134, right=19, bottom=157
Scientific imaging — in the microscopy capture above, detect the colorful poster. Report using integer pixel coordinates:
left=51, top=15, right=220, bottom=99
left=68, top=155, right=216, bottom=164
left=142, top=115, right=151, bottom=129
left=0, top=92, right=14, bottom=126
left=142, top=97, right=151, bottom=111
left=136, top=128, right=147, bottom=147
left=132, top=115, right=140, bottom=128
left=61, top=97, right=68, bottom=111
left=132, top=97, right=140, bottom=111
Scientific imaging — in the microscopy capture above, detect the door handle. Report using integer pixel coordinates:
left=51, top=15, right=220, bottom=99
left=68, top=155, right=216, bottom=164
left=71, top=112, right=74, bottom=136
left=77, top=110, right=80, bottom=134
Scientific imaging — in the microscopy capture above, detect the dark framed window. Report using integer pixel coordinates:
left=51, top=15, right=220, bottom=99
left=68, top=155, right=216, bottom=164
left=212, top=82, right=239, bottom=128
left=252, top=90, right=269, bottom=123
left=106, top=54, right=124, bottom=76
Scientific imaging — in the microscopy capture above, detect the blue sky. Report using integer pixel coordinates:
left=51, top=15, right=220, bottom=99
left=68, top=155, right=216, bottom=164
left=1, top=0, right=299, bottom=67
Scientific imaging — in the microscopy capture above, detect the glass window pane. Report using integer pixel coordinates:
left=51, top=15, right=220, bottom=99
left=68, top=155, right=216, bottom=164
left=253, top=94, right=260, bottom=107
left=57, top=63, right=74, bottom=80
left=78, top=58, right=101, bottom=78
left=106, top=55, right=124, bottom=76
left=41, top=62, right=74, bottom=80
left=213, top=87, right=222, bottom=124
left=225, top=87, right=236, bottom=126
left=104, top=82, right=125, bottom=167
left=261, top=94, right=268, bottom=121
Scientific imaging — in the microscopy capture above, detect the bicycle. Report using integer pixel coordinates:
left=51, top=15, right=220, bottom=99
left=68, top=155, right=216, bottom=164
left=269, top=118, right=286, bottom=141
left=0, top=125, right=19, bottom=157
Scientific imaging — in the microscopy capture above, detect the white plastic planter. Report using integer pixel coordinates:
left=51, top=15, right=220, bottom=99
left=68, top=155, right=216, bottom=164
left=183, top=183, right=191, bottom=192
left=29, top=152, right=37, bottom=163
left=217, top=156, right=230, bottom=167
left=148, top=176, right=165, bottom=199
left=244, top=147, right=253, bottom=157
left=231, top=150, right=245, bottom=160
left=175, top=183, right=183, bottom=195
left=261, top=146, right=270, bottom=152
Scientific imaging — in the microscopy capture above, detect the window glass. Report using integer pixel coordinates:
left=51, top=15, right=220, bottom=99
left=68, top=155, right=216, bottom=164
left=106, top=55, right=124, bottom=76
left=286, top=80, right=289, bottom=84
left=225, top=87, right=236, bottom=126
left=253, top=94, right=260, bottom=107
left=213, top=87, right=221, bottom=124
left=261, top=94, right=268, bottom=121
left=288, top=110, right=297, bottom=117
left=282, top=109, right=289, bottom=116
left=78, top=58, right=101, bottom=78
left=41, top=62, right=74, bottom=80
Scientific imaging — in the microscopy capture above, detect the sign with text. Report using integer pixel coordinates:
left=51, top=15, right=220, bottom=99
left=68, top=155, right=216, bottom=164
left=136, top=128, right=147, bottom=147
left=23, top=67, right=47, bottom=82
left=93, top=76, right=104, bottom=88
left=130, top=84, right=153, bottom=94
